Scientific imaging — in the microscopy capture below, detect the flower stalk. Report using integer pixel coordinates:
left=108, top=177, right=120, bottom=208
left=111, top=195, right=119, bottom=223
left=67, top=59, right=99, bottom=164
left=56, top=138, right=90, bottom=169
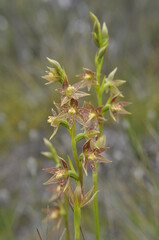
left=41, top=12, right=130, bottom=240
left=70, top=121, right=83, bottom=187
left=64, top=195, right=70, bottom=240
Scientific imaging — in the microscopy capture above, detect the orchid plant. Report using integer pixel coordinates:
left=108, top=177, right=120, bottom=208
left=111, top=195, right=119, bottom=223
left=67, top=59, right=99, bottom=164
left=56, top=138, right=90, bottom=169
left=41, top=12, right=130, bottom=240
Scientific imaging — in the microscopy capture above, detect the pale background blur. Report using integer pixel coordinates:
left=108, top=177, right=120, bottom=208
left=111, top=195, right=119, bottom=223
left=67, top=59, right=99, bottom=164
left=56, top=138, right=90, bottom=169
left=0, top=0, right=159, bottom=239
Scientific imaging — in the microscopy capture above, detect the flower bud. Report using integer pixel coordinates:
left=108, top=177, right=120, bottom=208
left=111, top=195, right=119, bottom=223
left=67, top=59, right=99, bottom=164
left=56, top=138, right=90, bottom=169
left=90, top=12, right=101, bottom=46
left=41, top=151, right=53, bottom=159
left=43, top=138, right=59, bottom=164
left=92, top=32, right=100, bottom=47
left=102, top=22, right=108, bottom=39
left=98, top=45, right=107, bottom=58
left=93, top=22, right=100, bottom=36
left=47, top=57, right=61, bottom=70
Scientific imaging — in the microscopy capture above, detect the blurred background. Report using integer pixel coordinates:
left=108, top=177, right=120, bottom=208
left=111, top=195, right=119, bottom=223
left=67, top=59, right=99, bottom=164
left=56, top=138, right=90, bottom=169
left=0, top=0, right=159, bottom=239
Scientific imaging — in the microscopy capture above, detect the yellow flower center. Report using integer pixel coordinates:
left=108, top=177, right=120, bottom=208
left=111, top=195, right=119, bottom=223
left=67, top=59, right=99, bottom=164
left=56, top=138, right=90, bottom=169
left=68, top=107, right=76, bottom=115
left=88, top=153, right=96, bottom=160
left=111, top=104, right=121, bottom=112
left=85, top=73, right=91, bottom=80
left=49, top=72, right=54, bottom=77
left=50, top=210, right=59, bottom=219
left=56, top=171, right=64, bottom=178
left=88, top=112, right=96, bottom=120
left=66, top=85, right=75, bottom=96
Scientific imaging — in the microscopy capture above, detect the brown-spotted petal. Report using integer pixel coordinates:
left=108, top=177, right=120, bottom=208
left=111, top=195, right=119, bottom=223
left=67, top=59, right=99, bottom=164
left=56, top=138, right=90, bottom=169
left=95, top=155, right=112, bottom=163
left=83, top=139, right=91, bottom=153
left=43, top=167, right=58, bottom=174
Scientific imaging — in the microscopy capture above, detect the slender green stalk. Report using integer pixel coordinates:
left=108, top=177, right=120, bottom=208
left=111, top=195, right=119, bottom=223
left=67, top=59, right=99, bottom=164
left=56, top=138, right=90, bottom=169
left=70, top=122, right=83, bottom=187
left=70, top=122, right=83, bottom=240
left=64, top=196, right=70, bottom=240
left=74, top=205, right=81, bottom=240
left=93, top=169, right=100, bottom=240
left=96, top=57, right=103, bottom=85
left=92, top=55, right=104, bottom=240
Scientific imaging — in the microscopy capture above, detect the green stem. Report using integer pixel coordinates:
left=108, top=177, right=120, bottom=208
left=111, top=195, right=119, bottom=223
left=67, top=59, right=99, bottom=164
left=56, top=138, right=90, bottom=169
left=93, top=169, right=100, bottom=240
left=70, top=122, right=83, bottom=240
left=70, top=122, right=83, bottom=187
left=92, top=55, right=104, bottom=240
left=74, top=207, right=81, bottom=240
left=64, top=196, right=70, bottom=240
left=96, top=57, right=103, bottom=85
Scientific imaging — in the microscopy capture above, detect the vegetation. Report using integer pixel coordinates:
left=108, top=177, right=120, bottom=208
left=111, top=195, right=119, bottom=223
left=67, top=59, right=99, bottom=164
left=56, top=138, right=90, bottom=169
left=0, top=1, right=159, bottom=239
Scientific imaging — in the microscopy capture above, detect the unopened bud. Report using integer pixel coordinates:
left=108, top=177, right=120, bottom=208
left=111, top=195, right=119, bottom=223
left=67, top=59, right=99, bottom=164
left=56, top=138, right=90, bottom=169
left=47, top=57, right=61, bottom=70
left=102, top=22, right=108, bottom=39
left=41, top=151, right=52, bottom=159
left=92, top=32, right=100, bottom=47
left=90, top=12, right=98, bottom=23
left=98, top=45, right=107, bottom=58
left=93, top=22, right=100, bottom=36
left=90, top=12, right=101, bottom=39
left=44, top=138, right=53, bottom=149
left=43, top=138, right=59, bottom=164
left=96, top=135, right=106, bottom=148
left=75, top=133, right=85, bottom=142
